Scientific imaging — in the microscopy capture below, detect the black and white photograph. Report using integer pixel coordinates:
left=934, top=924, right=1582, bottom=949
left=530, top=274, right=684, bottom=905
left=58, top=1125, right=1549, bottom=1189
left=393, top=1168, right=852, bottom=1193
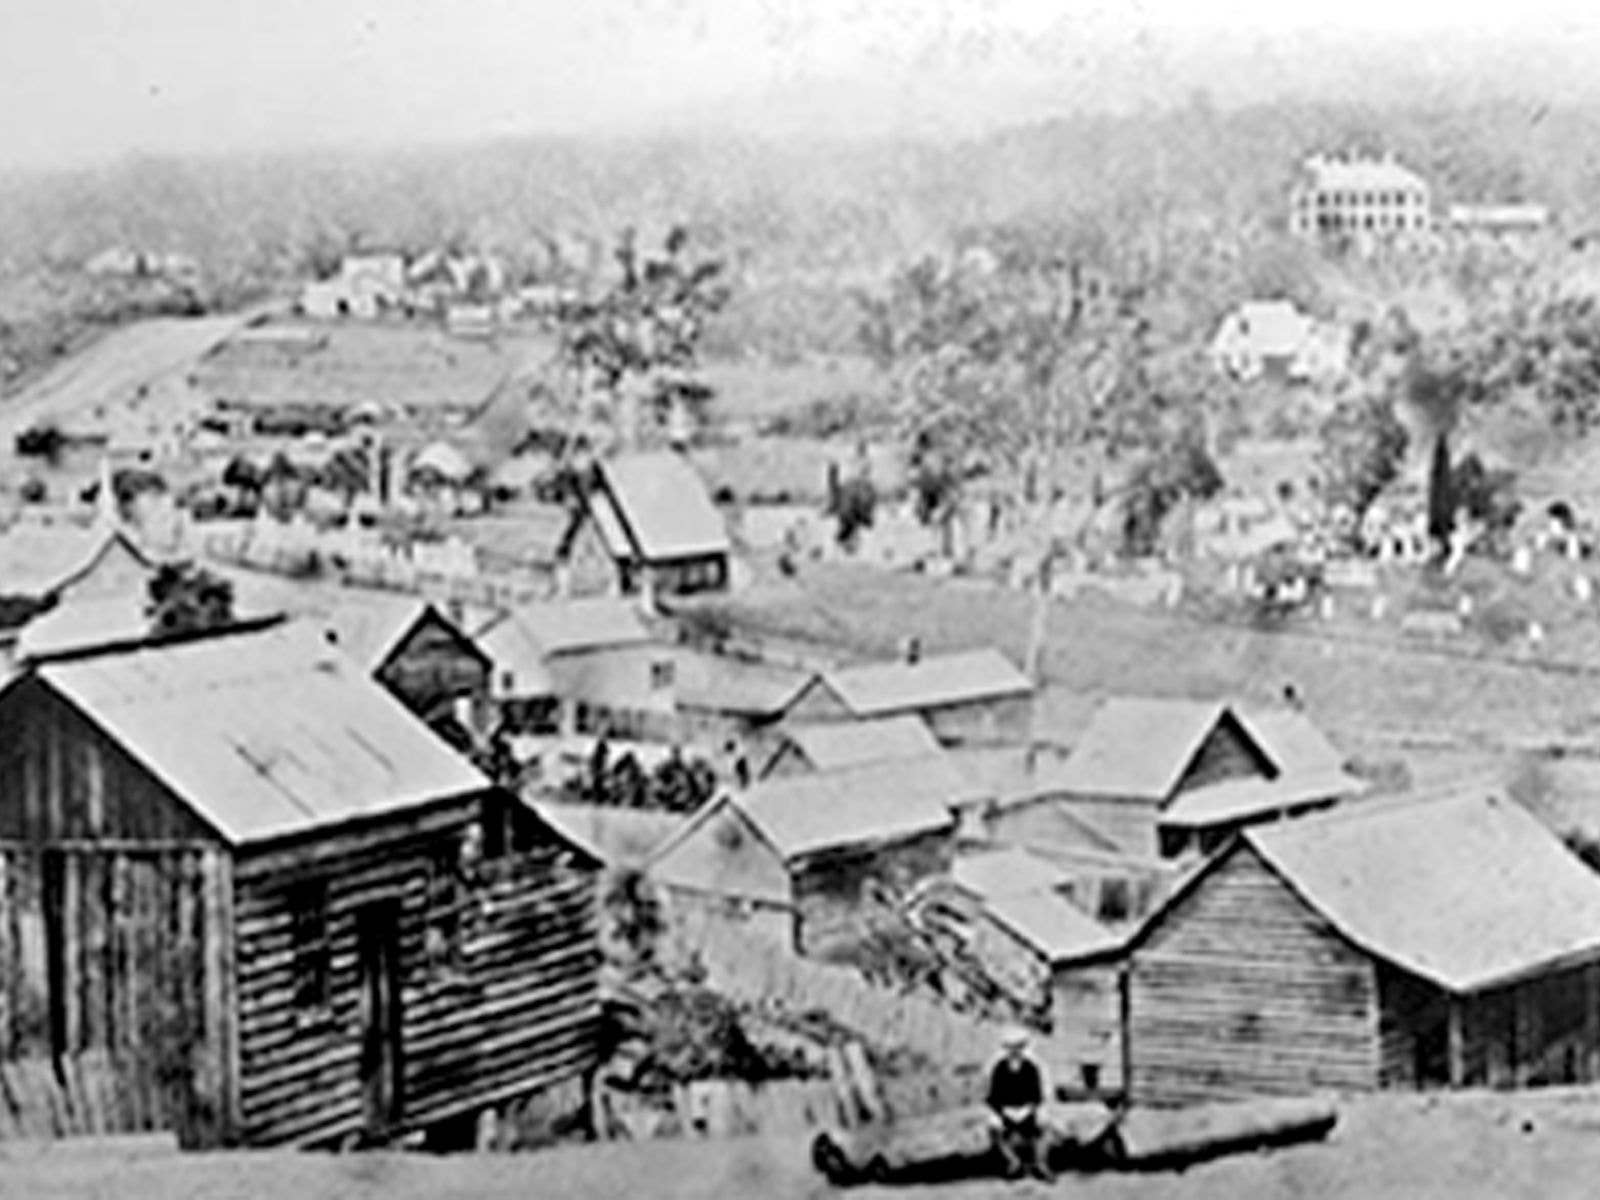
left=5, top=0, right=1600, bottom=1195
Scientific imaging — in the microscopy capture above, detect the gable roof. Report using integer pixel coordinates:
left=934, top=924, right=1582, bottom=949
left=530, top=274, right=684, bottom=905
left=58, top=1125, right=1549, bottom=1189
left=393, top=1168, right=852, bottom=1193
left=735, top=754, right=978, bottom=859
left=594, top=451, right=729, bottom=561
left=314, top=591, right=439, bottom=673
left=1159, top=769, right=1362, bottom=830
left=952, top=845, right=1073, bottom=900
left=531, top=800, right=687, bottom=868
left=1139, top=792, right=1600, bottom=994
left=474, top=598, right=654, bottom=697
left=985, top=890, right=1125, bottom=966
left=673, top=649, right=816, bottom=719
left=27, top=623, right=488, bottom=847
left=818, top=648, right=1032, bottom=718
left=777, top=715, right=941, bottom=772
left=0, top=524, right=150, bottom=601
left=1053, top=697, right=1236, bottom=800
left=1235, top=705, right=1350, bottom=777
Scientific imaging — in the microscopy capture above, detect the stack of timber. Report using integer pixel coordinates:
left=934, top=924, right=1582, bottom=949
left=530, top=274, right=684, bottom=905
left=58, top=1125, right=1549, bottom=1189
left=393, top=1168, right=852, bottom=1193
left=1106, top=1097, right=1338, bottom=1170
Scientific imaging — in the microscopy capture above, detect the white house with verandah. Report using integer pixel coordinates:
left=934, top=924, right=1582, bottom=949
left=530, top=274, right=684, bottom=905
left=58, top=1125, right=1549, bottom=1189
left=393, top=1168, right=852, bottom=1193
left=1290, top=153, right=1432, bottom=239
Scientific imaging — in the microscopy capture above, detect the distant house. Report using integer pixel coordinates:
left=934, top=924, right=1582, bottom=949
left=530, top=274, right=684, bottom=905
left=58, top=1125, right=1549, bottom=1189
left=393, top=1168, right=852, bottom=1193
left=0, top=623, right=601, bottom=1148
left=571, top=452, right=732, bottom=598
left=759, top=713, right=941, bottom=780
left=1126, top=791, right=1600, bottom=1105
left=474, top=597, right=675, bottom=741
left=1290, top=153, right=1432, bottom=239
left=649, top=755, right=980, bottom=956
left=1048, top=698, right=1362, bottom=858
left=315, top=592, right=491, bottom=745
left=1209, top=300, right=1349, bottom=385
left=785, top=647, right=1034, bottom=746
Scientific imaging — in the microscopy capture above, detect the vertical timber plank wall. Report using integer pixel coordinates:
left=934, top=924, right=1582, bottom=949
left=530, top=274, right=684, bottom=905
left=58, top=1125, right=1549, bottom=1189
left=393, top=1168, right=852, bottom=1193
left=1128, top=844, right=1380, bottom=1105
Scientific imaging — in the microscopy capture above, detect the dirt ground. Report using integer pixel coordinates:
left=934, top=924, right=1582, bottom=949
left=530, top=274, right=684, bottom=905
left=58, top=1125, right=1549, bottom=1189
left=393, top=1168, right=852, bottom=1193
left=11, top=1088, right=1600, bottom=1200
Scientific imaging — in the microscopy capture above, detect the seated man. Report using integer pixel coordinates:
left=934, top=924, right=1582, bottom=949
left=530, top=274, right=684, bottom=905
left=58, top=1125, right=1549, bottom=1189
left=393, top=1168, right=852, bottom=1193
left=986, top=1027, right=1053, bottom=1182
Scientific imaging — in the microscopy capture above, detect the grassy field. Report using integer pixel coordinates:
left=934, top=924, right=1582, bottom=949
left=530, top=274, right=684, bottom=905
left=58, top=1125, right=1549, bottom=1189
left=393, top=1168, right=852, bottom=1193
left=13, top=1087, right=1600, bottom=1199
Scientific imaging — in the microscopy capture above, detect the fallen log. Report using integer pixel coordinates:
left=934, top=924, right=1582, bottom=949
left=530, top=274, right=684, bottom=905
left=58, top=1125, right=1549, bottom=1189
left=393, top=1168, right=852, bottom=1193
left=810, top=1101, right=1118, bottom=1186
left=1106, top=1097, right=1338, bottom=1171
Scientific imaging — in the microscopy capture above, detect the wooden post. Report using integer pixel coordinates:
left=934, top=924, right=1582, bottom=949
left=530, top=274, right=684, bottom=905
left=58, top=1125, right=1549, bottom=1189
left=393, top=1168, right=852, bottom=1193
left=1118, top=964, right=1133, bottom=1104
left=1446, top=997, right=1466, bottom=1088
left=1585, top=965, right=1600, bottom=1083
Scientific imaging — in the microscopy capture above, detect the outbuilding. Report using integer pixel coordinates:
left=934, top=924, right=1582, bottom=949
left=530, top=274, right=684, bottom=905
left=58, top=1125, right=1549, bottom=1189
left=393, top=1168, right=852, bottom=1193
left=1125, top=791, right=1600, bottom=1106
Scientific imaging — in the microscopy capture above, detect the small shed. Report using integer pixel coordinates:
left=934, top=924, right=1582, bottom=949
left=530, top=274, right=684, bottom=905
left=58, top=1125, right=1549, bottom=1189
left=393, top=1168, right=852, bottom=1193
left=1126, top=791, right=1600, bottom=1106
left=0, top=624, right=601, bottom=1147
left=576, top=452, right=731, bottom=597
left=786, top=648, right=1034, bottom=746
left=759, top=714, right=941, bottom=779
left=649, top=755, right=980, bottom=956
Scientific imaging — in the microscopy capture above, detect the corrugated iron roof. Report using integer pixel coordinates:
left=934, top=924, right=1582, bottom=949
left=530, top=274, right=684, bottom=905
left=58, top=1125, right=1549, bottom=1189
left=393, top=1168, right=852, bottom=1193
left=820, top=648, right=1032, bottom=718
left=1242, top=792, right=1600, bottom=992
left=984, top=891, right=1124, bottom=965
left=596, top=451, right=730, bottom=561
left=33, top=623, right=487, bottom=846
left=1054, top=697, right=1230, bottom=800
left=780, top=715, right=941, bottom=771
left=738, top=754, right=977, bottom=858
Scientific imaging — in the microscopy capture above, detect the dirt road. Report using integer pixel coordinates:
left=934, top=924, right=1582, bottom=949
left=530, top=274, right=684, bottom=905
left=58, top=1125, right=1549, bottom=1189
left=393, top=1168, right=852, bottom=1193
left=9, top=1088, right=1600, bottom=1200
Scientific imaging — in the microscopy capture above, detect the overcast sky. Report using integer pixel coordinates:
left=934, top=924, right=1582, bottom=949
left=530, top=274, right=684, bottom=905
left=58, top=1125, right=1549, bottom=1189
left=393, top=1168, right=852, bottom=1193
left=3, top=0, right=1598, bottom=168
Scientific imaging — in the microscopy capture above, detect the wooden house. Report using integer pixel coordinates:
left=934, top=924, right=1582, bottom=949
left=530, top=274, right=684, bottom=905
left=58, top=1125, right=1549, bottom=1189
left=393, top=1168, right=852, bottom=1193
left=1125, top=791, right=1600, bottom=1106
left=759, top=714, right=941, bottom=780
left=316, top=592, right=491, bottom=746
left=648, top=755, right=982, bottom=956
left=671, top=649, right=817, bottom=770
left=0, top=623, right=601, bottom=1148
left=785, top=648, right=1034, bottom=746
left=1046, top=698, right=1362, bottom=859
left=572, top=452, right=731, bottom=599
left=474, top=597, right=675, bottom=742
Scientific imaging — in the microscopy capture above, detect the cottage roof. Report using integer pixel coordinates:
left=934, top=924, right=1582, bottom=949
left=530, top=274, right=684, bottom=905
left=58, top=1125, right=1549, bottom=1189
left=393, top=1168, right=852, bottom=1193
left=411, top=440, right=473, bottom=482
left=1158, top=769, right=1362, bottom=830
left=985, top=890, right=1125, bottom=965
left=952, top=846, right=1073, bottom=899
left=0, top=524, right=149, bottom=601
left=673, top=649, right=815, bottom=719
left=594, top=452, right=730, bottom=561
left=819, top=648, right=1032, bottom=718
left=314, top=591, right=437, bottom=673
left=779, top=715, right=941, bottom=771
left=1053, top=697, right=1232, bottom=800
left=1152, top=792, right=1600, bottom=993
left=530, top=800, right=686, bottom=868
left=1235, top=705, right=1350, bottom=777
left=29, top=624, right=487, bottom=846
left=475, top=598, right=652, bottom=696
left=737, top=754, right=976, bottom=859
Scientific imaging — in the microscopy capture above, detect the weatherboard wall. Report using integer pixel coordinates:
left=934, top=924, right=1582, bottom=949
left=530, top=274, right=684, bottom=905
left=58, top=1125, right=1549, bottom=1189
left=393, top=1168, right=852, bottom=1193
left=1127, top=843, right=1381, bottom=1106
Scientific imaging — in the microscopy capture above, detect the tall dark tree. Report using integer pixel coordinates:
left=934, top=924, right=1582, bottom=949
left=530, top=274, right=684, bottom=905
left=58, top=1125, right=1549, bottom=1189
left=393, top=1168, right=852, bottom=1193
left=1426, top=432, right=1455, bottom=552
left=146, top=561, right=235, bottom=637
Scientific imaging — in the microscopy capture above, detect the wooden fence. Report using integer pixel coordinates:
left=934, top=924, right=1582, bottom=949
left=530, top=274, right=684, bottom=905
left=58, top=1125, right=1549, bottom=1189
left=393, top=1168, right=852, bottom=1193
left=672, top=912, right=1005, bottom=1071
left=0, top=1050, right=177, bottom=1141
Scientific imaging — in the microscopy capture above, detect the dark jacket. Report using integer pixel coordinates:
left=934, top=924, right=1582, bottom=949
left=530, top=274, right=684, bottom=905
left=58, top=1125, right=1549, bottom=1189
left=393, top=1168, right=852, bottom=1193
left=987, top=1056, right=1044, bottom=1112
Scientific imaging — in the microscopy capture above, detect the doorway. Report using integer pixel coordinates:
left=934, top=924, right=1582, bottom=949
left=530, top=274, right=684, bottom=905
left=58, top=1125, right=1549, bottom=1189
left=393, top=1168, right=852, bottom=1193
left=356, top=900, right=404, bottom=1140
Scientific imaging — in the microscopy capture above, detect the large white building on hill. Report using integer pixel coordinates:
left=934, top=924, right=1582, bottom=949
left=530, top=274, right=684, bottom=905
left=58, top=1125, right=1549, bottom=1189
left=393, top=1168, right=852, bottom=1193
left=1290, top=153, right=1432, bottom=239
